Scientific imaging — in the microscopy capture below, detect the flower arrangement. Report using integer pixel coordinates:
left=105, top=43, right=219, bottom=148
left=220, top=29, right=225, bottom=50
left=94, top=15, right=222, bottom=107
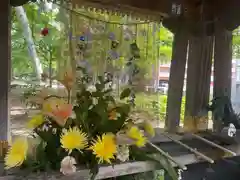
left=5, top=67, right=177, bottom=180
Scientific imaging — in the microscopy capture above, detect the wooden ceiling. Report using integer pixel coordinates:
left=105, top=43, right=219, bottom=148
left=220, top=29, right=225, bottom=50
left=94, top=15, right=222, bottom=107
left=71, top=0, right=240, bottom=33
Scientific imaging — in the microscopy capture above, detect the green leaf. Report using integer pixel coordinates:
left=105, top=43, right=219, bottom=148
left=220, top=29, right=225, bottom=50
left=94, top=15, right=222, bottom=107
left=120, top=88, right=131, bottom=100
left=34, top=121, right=61, bottom=145
left=131, top=146, right=178, bottom=180
left=34, top=140, right=50, bottom=171
left=95, top=83, right=105, bottom=91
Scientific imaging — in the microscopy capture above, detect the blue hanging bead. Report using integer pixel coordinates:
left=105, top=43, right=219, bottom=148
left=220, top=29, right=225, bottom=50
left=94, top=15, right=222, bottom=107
left=109, top=32, right=115, bottom=40
left=80, top=36, right=85, bottom=41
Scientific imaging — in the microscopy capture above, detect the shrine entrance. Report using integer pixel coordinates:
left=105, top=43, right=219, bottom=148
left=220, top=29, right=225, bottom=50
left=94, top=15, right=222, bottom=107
left=2, top=0, right=240, bottom=179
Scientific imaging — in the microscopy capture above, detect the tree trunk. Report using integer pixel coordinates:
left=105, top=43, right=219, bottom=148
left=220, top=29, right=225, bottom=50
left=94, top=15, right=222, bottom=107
left=15, top=6, right=42, bottom=80
left=184, top=36, right=213, bottom=132
left=165, top=30, right=188, bottom=132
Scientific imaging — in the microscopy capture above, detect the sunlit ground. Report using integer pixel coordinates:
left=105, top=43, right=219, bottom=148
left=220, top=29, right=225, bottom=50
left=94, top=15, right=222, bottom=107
left=9, top=90, right=214, bottom=139
left=9, top=81, right=215, bottom=140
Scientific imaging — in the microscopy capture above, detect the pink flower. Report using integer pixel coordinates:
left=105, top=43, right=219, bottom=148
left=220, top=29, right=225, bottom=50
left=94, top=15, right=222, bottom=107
left=43, top=97, right=72, bottom=127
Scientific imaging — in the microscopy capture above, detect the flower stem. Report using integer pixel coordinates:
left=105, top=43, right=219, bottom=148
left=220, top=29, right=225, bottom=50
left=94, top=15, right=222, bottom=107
left=67, top=89, right=71, bottom=104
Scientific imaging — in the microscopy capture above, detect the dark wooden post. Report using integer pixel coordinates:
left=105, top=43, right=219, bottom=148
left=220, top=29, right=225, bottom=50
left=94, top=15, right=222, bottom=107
left=213, top=24, right=232, bottom=131
left=165, top=30, right=188, bottom=132
left=184, top=36, right=213, bottom=131
left=214, top=26, right=232, bottom=98
left=0, top=1, right=10, bottom=143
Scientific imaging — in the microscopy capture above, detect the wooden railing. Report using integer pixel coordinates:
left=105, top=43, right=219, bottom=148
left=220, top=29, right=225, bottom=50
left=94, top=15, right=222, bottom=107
left=1, top=129, right=240, bottom=179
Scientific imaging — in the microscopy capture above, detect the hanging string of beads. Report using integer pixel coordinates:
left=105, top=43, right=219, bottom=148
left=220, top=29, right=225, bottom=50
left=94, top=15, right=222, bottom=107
left=126, top=23, right=140, bottom=106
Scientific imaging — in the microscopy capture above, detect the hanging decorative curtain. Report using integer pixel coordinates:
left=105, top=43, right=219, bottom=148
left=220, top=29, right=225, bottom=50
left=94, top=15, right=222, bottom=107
left=50, top=2, right=164, bottom=121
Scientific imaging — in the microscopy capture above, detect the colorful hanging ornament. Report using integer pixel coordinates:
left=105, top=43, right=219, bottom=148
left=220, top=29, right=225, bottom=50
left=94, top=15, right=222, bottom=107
left=104, top=72, right=113, bottom=83
left=108, top=50, right=119, bottom=60
left=124, top=28, right=133, bottom=41
left=77, top=43, right=87, bottom=51
left=124, top=32, right=131, bottom=41
left=126, top=57, right=133, bottom=66
left=130, top=43, right=140, bottom=58
left=41, top=27, right=49, bottom=36
left=77, top=59, right=90, bottom=70
left=79, top=35, right=85, bottom=41
left=111, top=40, right=119, bottom=49
left=133, top=65, right=140, bottom=76
left=108, top=32, right=115, bottom=40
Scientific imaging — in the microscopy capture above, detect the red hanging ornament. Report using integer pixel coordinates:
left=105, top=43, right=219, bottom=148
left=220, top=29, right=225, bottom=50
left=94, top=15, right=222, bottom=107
left=41, top=27, right=49, bottom=36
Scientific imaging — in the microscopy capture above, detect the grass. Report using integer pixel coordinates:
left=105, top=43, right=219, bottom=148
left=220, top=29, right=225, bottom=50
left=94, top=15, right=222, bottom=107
left=134, top=92, right=185, bottom=121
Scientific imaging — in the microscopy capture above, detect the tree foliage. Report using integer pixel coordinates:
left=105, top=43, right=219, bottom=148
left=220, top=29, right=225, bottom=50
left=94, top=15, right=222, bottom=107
left=233, top=27, right=240, bottom=58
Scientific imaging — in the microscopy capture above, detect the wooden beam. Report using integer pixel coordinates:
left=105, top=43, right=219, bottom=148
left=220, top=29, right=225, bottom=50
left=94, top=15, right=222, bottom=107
left=0, top=1, right=10, bottom=143
left=70, top=0, right=240, bottom=31
left=184, top=35, right=213, bottom=131
left=165, top=29, right=188, bottom=132
left=71, top=0, right=176, bottom=18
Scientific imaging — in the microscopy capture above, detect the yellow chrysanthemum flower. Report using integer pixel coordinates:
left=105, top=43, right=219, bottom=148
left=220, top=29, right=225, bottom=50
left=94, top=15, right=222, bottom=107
left=4, top=138, right=28, bottom=169
left=135, top=136, right=147, bottom=147
left=89, top=133, right=117, bottom=163
left=27, top=114, right=44, bottom=129
left=60, top=127, right=88, bottom=153
left=143, top=121, right=155, bottom=137
left=126, top=126, right=142, bottom=139
left=126, top=126, right=147, bottom=147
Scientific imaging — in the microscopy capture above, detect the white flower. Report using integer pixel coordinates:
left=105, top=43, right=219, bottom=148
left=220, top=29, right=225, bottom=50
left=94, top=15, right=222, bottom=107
left=104, top=82, right=113, bottom=90
left=70, top=111, right=76, bottom=119
left=42, top=124, right=49, bottom=131
left=60, top=156, right=77, bottom=175
left=116, top=145, right=129, bottom=162
left=86, top=85, right=96, bottom=93
left=52, top=128, right=57, bottom=135
left=92, top=97, right=98, bottom=105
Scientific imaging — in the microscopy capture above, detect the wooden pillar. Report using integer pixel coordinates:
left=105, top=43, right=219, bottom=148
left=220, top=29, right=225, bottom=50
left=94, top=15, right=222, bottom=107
left=165, top=30, right=188, bottom=132
left=213, top=25, right=232, bottom=131
left=184, top=36, right=213, bottom=131
left=213, top=26, right=232, bottom=98
left=0, top=1, right=10, bottom=143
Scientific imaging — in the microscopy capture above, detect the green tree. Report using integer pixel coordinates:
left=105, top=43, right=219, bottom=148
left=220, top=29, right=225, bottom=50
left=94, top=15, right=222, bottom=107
left=12, top=2, right=64, bottom=80
left=233, top=27, right=240, bottom=58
